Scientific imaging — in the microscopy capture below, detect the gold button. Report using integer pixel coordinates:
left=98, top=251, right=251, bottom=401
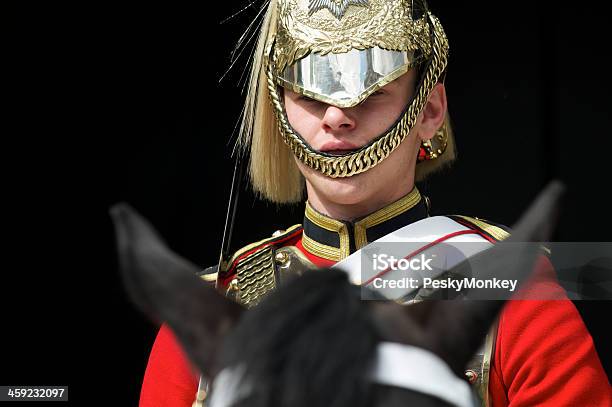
left=227, top=279, right=239, bottom=292
left=464, top=370, right=478, bottom=384
left=275, top=251, right=289, bottom=264
left=195, top=390, right=207, bottom=401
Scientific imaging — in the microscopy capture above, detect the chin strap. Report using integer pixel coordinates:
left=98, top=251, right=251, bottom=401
left=207, top=342, right=476, bottom=407
left=373, top=342, right=476, bottom=407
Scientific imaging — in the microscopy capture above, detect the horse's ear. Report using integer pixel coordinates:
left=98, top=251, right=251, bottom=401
left=110, top=204, right=244, bottom=377
left=417, top=181, right=565, bottom=375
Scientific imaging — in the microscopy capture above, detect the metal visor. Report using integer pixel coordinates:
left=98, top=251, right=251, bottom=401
left=277, top=47, right=417, bottom=108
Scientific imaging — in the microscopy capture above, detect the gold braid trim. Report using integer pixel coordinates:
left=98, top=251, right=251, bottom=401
left=266, top=13, right=449, bottom=179
left=354, top=187, right=421, bottom=249
left=304, top=202, right=350, bottom=259
left=356, top=187, right=421, bottom=228
left=301, top=233, right=343, bottom=262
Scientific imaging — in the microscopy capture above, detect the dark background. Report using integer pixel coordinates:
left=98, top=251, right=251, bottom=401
left=3, top=1, right=611, bottom=405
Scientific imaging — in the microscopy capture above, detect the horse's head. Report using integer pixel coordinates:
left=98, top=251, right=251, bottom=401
left=111, top=181, right=564, bottom=407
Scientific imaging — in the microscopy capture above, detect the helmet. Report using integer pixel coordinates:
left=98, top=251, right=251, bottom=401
left=239, top=0, right=454, bottom=203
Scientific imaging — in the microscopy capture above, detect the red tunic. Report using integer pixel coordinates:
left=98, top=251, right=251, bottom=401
left=139, top=234, right=611, bottom=406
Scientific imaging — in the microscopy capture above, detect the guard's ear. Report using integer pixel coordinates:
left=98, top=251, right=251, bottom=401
left=412, top=181, right=565, bottom=376
left=110, top=204, right=244, bottom=377
left=417, top=83, right=447, bottom=142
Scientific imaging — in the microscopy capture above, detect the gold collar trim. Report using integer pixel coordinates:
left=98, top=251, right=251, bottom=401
left=303, top=203, right=350, bottom=260
left=302, top=188, right=423, bottom=261
left=353, top=187, right=421, bottom=248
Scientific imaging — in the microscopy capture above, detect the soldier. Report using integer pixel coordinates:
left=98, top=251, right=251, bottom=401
left=139, top=0, right=611, bottom=406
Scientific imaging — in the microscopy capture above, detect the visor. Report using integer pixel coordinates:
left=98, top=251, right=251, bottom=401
left=277, top=47, right=419, bottom=108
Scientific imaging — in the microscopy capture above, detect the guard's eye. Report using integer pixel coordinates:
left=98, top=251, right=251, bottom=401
left=298, top=95, right=317, bottom=103
left=359, top=90, right=385, bottom=105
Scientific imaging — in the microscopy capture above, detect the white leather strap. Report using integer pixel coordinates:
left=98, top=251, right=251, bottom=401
left=333, top=216, right=493, bottom=287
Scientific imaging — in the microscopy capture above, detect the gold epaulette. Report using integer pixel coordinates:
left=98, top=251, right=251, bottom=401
left=449, top=215, right=511, bottom=242
left=218, top=224, right=304, bottom=307
left=197, top=225, right=303, bottom=287
left=223, top=224, right=303, bottom=271
left=451, top=215, right=551, bottom=256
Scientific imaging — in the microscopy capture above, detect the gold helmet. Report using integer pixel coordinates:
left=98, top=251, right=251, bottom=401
left=239, top=0, right=454, bottom=203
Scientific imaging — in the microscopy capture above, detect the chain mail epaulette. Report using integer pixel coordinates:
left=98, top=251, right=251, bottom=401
left=196, top=225, right=305, bottom=306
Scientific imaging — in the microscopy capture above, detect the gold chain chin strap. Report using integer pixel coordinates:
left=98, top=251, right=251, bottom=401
left=266, top=13, right=449, bottom=179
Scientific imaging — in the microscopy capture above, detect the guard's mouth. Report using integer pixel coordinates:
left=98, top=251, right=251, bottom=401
left=323, top=149, right=359, bottom=156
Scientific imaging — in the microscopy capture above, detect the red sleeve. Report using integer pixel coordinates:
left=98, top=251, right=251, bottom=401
left=489, top=256, right=612, bottom=406
left=140, top=324, right=199, bottom=407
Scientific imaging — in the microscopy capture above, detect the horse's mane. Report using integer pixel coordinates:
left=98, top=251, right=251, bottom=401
left=221, top=270, right=380, bottom=407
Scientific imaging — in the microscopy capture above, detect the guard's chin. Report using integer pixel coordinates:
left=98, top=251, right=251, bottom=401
left=307, top=174, right=370, bottom=205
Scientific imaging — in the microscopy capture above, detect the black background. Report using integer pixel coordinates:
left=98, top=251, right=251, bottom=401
left=3, top=1, right=611, bottom=405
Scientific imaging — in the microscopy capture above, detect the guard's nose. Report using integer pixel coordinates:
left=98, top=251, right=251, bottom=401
left=322, top=105, right=356, bottom=132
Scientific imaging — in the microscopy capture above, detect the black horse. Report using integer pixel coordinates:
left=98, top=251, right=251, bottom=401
left=111, top=181, right=563, bottom=407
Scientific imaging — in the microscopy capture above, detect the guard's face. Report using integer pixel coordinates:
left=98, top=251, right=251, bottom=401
left=284, top=70, right=416, bottom=155
left=284, top=71, right=424, bottom=213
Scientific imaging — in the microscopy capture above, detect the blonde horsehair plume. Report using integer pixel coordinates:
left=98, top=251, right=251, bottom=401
left=237, top=0, right=456, bottom=204
left=237, top=0, right=304, bottom=204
